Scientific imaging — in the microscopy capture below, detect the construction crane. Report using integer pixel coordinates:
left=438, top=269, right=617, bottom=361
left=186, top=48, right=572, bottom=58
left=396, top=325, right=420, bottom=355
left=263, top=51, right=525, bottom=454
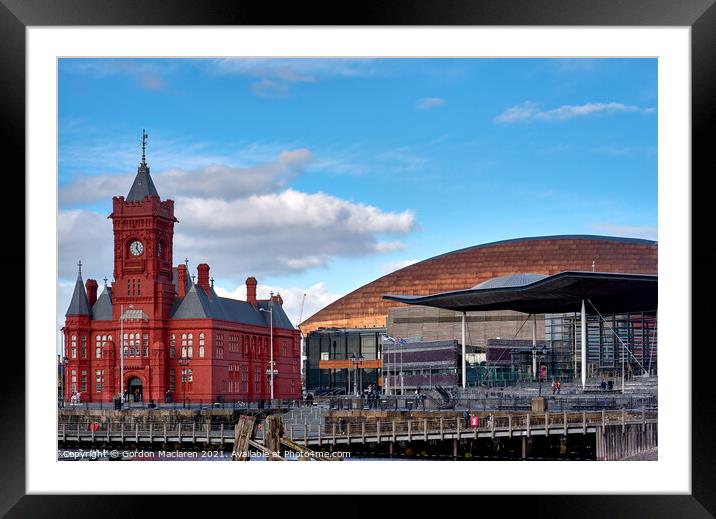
left=297, top=292, right=307, bottom=393
left=298, top=292, right=307, bottom=329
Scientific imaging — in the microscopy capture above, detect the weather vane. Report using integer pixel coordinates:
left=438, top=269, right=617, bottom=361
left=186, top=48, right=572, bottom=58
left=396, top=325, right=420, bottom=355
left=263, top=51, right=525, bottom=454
left=141, top=129, right=149, bottom=165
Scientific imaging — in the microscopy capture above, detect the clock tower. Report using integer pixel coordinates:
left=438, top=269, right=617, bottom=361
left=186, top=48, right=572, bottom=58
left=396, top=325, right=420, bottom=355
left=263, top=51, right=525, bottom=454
left=109, top=130, right=178, bottom=323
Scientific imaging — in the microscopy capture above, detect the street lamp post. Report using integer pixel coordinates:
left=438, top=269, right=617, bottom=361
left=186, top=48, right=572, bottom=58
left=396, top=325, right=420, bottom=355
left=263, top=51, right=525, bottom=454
left=260, top=304, right=276, bottom=400
left=178, top=356, right=190, bottom=408
left=532, top=345, right=547, bottom=396
left=350, top=353, right=365, bottom=397
left=60, top=356, right=68, bottom=407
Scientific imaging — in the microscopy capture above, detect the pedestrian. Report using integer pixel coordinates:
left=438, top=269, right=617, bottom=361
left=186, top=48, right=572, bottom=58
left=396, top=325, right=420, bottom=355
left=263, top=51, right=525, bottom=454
left=600, top=378, right=607, bottom=391
left=463, top=409, right=470, bottom=428
left=556, top=380, right=561, bottom=395
left=551, top=380, right=557, bottom=395
left=337, top=417, right=345, bottom=434
left=165, top=389, right=171, bottom=404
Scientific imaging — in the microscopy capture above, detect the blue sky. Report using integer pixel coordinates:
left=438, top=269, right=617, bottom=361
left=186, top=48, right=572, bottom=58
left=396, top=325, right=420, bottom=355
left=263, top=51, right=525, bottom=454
left=58, top=58, right=657, bottom=326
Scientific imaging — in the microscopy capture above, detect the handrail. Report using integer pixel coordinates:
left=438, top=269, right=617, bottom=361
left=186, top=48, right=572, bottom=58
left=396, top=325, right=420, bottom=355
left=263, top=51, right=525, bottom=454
left=59, top=410, right=657, bottom=443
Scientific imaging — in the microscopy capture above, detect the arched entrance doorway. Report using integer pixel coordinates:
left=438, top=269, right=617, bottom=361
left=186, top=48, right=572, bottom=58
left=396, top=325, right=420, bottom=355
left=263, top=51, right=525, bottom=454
left=127, top=376, right=143, bottom=403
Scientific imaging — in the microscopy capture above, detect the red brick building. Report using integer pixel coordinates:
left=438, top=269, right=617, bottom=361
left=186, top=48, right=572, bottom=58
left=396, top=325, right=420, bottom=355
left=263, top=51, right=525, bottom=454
left=62, top=144, right=301, bottom=404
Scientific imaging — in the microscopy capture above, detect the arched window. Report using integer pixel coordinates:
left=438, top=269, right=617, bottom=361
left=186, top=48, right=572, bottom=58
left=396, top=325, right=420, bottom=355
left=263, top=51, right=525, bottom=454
left=95, top=335, right=102, bottom=359
left=123, top=333, right=128, bottom=358
left=188, top=346, right=193, bottom=358
left=187, top=334, right=193, bottom=358
left=71, top=335, right=77, bottom=359
left=143, top=333, right=149, bottom=357
left=199, top=346, right=205, bottom=358
left=181, top=346, right=187, bottom=358
left=170, top=334, right=176, bottom=358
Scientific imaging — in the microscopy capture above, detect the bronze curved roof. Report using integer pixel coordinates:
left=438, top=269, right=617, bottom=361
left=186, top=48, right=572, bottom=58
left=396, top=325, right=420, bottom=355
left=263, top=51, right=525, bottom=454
left=299, top=235, right=657, bottom=335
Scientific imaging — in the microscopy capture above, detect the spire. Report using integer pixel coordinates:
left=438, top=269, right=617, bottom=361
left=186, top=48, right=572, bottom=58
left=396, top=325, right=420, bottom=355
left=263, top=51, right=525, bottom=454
left=65, top=261, right=91, bottom=317
left=126, top=129, right=159, bottom=202
left=141, top=128, right=148, bottom=166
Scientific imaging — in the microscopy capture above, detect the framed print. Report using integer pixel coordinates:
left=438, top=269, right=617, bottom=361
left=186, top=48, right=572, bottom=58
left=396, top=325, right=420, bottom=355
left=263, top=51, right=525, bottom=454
left=4, top=0, right=716, bottom=515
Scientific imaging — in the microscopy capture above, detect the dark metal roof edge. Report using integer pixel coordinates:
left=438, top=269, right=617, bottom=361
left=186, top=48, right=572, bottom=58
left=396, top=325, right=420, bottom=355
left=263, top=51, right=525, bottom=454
left=383, top=271, right=658, bottom=304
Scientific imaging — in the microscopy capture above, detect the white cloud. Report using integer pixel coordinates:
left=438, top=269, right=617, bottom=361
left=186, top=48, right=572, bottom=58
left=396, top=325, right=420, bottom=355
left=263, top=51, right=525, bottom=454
left=591, top=224, right=657, bottom=241
left=208, top=58, right=377, bottom=96
left=58, top=210, right=114, bottom=281
left=209, top=58, right=376, bottom=81
left=60, top=148, right=313, bottom=206
left=377, top=148, right=427, bottom=172
left=173, top=189, right=415, bottom=278
left=59, top=148, right=417, bottom=284
left=61, top=59, right=170, bottom=91
left=495, top=101, right=655, bottom=124
left=380, top=258, right=420, bottom=274
left=214, top=281, right=343, bottom=327
left=372, top=242, right=407, bottom=254
left=416, top=97, right=446, bottom=110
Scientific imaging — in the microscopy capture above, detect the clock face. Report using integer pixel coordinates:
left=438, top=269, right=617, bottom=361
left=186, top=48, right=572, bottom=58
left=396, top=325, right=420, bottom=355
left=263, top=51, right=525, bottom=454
left=129, top=240, right=144, bottom=256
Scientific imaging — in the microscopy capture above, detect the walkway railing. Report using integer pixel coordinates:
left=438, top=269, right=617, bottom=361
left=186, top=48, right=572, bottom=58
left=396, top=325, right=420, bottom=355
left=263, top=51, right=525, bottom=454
left=58, top=409, right=657, bottom=447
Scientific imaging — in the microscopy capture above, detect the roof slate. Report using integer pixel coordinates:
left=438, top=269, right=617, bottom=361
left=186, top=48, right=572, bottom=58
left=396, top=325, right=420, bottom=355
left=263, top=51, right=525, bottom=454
left=91, top=286, right=113, bottom=320
left=65, top=273, right=91, bottom=317
left=126, top=164, right=159, bottom=201
left=169, top=283, right=295, bottom=330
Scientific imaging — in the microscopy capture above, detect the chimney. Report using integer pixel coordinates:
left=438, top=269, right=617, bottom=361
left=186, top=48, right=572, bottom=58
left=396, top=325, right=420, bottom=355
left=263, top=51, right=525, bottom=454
left=246, top=276, right=257, bottom=306
left=177, top=264, right=188, bottom=298
left=197, top=263, right=210, bottom=293
left=85, top=279, right=98, bottom=308
left=271, top=292, right=283, bottom=306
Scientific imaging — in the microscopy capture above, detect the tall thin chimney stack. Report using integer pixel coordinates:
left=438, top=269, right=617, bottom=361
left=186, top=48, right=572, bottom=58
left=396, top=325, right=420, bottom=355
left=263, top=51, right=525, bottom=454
left=197, top=263, right=210, bottom=293
left=85, top=279, right=98, bottom=308
left=246, top=276, right=257, bottom=306
left=177, top=264, right=188, bottom=298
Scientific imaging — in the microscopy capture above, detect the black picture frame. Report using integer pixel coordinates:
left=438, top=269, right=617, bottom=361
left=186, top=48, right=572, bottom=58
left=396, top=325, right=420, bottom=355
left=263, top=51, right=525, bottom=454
left=4, top=0, right=714, bottom=515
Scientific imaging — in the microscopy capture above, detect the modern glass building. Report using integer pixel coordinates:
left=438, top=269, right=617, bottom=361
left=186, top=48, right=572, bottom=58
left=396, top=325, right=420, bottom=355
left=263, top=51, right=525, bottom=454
left=304, top=327, right=384, bottom=395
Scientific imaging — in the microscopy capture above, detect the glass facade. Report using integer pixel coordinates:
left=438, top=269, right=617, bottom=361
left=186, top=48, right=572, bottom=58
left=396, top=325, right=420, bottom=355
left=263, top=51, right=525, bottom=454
left=472, top=311, right=657, bottom=386
left=305, top=327, right=385, bottom=394
left=544, top=311, right=658, bottom=381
